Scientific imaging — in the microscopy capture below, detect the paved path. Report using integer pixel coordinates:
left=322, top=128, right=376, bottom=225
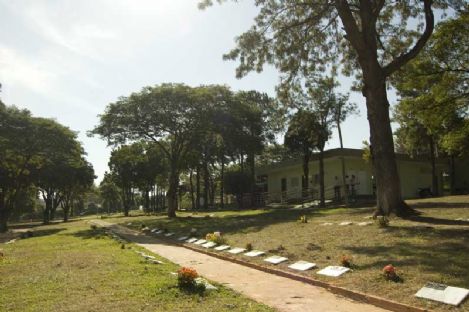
left=94, top=220, right=388, bottom=312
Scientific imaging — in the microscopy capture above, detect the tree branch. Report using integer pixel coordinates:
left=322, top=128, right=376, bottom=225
left=335, top=0, right=366, bottom=53
left=383, top=0, right=434, bottom=76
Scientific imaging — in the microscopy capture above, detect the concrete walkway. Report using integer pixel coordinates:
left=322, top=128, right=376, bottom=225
left=94, top=220, right=388, bottom=312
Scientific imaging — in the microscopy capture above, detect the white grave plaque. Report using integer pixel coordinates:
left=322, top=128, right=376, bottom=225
left=150, top=228, right=159, bottom=233
left=288, top=261, right=316, bottom=271
left=155, top=230, right=164, bottom=234
left=244, top=250, right=265, bottom=257
left=164, top=232, right=174, bottom=237
left=415, top=282, right=469, bottom=306
left=321, top=222, right=334, bottom=226
left=178, top=236, right=189, bottom=241
left=317, top=266, right=350, bottom=277
left=202, top=242, right=217, bottom=248
left=264, top=255, right=288, bottom=264
left=186, top=237, right=198, bottom=243
left=358, top=222, right=373, bottom=226
left=214, top=245, right=231, bottom=251
left=194, top=239, right=207, bottom=245
left=228, top=247, right=246, bottom=254
left=339, top=221, right=353, bottom=226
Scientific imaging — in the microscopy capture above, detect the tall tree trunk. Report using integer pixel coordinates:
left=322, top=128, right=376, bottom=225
left=189, top=170, right=195, bottom=210
left=363, top=74, right=411, bottom=216
left=220, top=156, right=225, bottom=209
left=42, top=191, right=52, bottom=224
left=248, top=153, right=256, bottom=207
left=450, top=155, right=456, bottom=195
left=0, top=192, right=11, bottom=233
left=337, top=118, right=349, bottom=205
left=302, top=149, right=310, bottom=200
left=203, top=159, right=209, bottom=210
left=196, top=165, right=201, bottom=210
left=429, top=137, right=438, bottom=196
left=318, top=148, right=325, bottom=208
left=166, top=166, right=179, bottom=218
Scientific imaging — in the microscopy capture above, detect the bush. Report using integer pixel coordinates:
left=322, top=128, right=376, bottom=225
left=177, top=267, right=198, bottom=289
left=298, top=215, right=308, bottom=223
left=245, top=243, right=253, bottom=251
left=90, top=224, right=97, bottom=230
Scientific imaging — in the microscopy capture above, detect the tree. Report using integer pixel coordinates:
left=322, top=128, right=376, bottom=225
left=99, top=172, right=122, bottom=214
left=394, top=12, right=469, bottom=194
left=92, top=84, right=219, bottom=217
left=201, top=0, right=464, bottom=216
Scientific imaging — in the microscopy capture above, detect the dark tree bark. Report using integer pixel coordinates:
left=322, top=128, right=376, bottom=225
left=337, top=116, right=348, bottom=205
left=336, top=0, right=434, bottom=216
left=0, top=193, right=11, bottom=233
left=196, top=165, right=201, bottom=210
left=166, top=164, right=179, bottom=218
left=189, top=169, right=195, bottom=210
left=318, top=148, right=325, bottom=208
left=302, top=147, right=310, bottom=200
left=203, top=159, right=209, bottom=210
left=220, top=156, right=225, bottom=209
left=429, top=137, right=438, bottom=196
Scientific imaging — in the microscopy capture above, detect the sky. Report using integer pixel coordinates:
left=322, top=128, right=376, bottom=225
left=0, top=0, right=385, bottom=182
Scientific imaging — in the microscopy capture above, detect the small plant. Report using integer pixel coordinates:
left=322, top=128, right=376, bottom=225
left=140, top=224, right=146, bottom=229
left=377, top=216, right=390, bottom=227
left=177, top=267, right=198, bottom=289
left=298, top=215, right=308, bottom=223
left=340, top=255, right=352, bottom=268
left=245, top=243, right=253, bottom=251
left=0, top=250, right=4, bottom=260
left=383, top=264, right=400, bottom=282
left=90, top=224, right=97, bottom=230
left=205, top=232, right=226, bottom=245
left=120, top=243, right=125, bottom=249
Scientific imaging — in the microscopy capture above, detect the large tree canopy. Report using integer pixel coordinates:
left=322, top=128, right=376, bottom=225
left=201, top=0, right=465, bottom=216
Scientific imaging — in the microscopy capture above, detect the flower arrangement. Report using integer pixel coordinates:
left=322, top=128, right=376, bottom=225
left=298, top=215, right=308, bottom=223
left=340, top=255, right=352, bottom=268
left=383, top=264, right=400, bottom=282
left=177, top=267, right=199, bottom=288
left=205, top=232, right=226, bottom=245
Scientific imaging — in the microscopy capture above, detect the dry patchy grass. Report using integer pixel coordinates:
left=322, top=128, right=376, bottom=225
left=109, top=195, right=469, bottom=312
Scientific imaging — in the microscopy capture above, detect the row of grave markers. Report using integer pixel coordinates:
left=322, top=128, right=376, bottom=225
left=144, top=226, right=469, bottom=306
left=148, top=227, right=349, bottom=277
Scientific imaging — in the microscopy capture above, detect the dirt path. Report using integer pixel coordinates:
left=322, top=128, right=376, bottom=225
left=94, top=220, right=388, bottom=312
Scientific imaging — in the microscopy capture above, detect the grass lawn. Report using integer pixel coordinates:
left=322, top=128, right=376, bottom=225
left=105, top=195, right=469, bottom=312
left=0, top=221, right=273, bottom=312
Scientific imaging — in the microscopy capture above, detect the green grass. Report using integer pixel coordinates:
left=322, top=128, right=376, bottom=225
left=0, top=221, right=273, bottom=312
left=106, top=195, right=469, bottom=312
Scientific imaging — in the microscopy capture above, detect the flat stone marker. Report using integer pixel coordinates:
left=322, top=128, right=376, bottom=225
left=155, top=230, right=164, bottom=234
left=317, top=266, right=350, bottom=277
left=415, top=282, right=469, bottom=306
left=5, top=239, right=17, bottom=244
left=194, top=239, right=207, bottom=245
left=202, top=242, right=217, bottom=248
left=358, top=222, right=373, bottom=226
left=143, top=254, right=156, bottom=260
left=186, top=237, right=198, bottom=243
left=321, top=222, right=334, bottom=226
left=264, top=255, right=288, bottom=265
left=288, top=261, right=316, bottom=271
left=150, top=228, right=159, bottom=233
left=148, top=259, right=164, bottom=264
left=244, top=250, right=265, bottom=257
left=164, top=232, right=174, bottom=237
left=127, top=222, right=132, bottom=226
left=227, top=247, right=246, bottom=254
left=214, top=245, right=231, bottom=251
left=178, top=236, right=189, bottom=241
left=339, top=221, right=353, bottom=226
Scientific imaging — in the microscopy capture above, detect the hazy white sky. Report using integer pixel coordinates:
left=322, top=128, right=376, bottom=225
left=0, top=0, right=383, bottom=182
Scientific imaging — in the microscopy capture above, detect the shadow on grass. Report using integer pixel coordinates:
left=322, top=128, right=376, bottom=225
left=406, top=214, right=469, bottom=226
left=409, top=201, right=469, bottom=209
left=343, top=226, right=469, bottom=285
left=69, top=228, right=110, bottom=240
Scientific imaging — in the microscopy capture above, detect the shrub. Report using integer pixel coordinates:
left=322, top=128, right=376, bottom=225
left=298, top=215, right=308, bottom=223
left=90, top=224, right=97, bottom=230
left=177, top=267, right=198, bottom=289
left=245, top=243, right=253, bottom=251
left=340, top=255, right=352, bottom=268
